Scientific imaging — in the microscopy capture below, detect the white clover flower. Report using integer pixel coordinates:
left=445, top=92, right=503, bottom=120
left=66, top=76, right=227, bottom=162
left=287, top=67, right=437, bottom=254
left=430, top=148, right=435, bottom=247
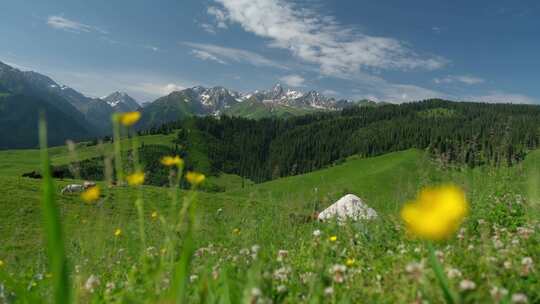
left=490, top=286, right=509, bottom=301
left=521, top=257, right=533, bottom=276
left=459, top=279, right=476, bottom=291
left=84, top=275, right=100, bottom=293
left=105, top=282, right=116, bottom=295
left=276, top=285, right=287, bottom=293
left=405, top=261, right=425, bottom=282
left=511, top=293, right=528, bottom=303
left=251, top=287, right=262, bottom=298
left=277, top=250, right=289, bottom=262
left=446, top=268, right=462, bottom=279
left=251, top=244, right=261, bottom=254
left=312, top=229, right=321, bottom=237
left=521, top=257, right=533, bottom=267
left=273, top=267, right=291, bottom=282
left=324, top=286, right=334, bottom=296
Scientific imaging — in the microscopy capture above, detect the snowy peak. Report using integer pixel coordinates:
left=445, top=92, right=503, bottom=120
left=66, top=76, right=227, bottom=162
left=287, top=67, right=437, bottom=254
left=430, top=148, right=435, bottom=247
left=246, top=83, right=346, bottom=110
left=102, top=91, right=140, bottom=112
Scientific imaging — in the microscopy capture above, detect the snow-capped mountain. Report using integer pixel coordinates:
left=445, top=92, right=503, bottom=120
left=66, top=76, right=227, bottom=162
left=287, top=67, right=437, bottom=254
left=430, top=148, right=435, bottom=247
left=244, top=83, right=348, bottom=110
left=101, top=91, right=140, bottom=112
left=145, top=83, right=349, bottom=117
left=187, top=86, right=242, bottom=114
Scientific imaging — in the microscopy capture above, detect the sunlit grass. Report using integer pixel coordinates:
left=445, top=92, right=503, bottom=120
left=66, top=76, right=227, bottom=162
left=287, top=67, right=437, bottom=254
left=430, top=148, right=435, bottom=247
left=0, top=113, right=538, bottom=302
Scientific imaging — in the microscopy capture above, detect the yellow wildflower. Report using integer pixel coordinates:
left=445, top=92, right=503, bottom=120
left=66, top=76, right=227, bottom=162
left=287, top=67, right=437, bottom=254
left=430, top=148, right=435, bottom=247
left=186, top=171, right=205, bottom=186
left=126, top=171, right=145, bottom=186
left=233, top=228, right=241, bottom=235
left=81, top=186, right=100, bottom=203
left=346, top=258, right=355, bottom=267
left=151, top=211, right=158, bottom=220
left=117, top=111, right=141, bottom=126
left=329, top=235, right=337, bottom=242
left=114, top=228, right=122, bottom=237
left=401, top=184, right=468, bottom=241
left=161, top=155, right=184, bottom=167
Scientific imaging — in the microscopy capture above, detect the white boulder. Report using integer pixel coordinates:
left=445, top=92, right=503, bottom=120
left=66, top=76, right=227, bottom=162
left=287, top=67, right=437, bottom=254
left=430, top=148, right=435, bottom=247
left=318, top=194, right=377, bottom=223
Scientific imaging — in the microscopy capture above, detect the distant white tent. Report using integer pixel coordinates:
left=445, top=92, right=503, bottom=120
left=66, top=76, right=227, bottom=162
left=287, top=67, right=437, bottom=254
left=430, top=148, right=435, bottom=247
left=318, top=194, right=378, bottom=222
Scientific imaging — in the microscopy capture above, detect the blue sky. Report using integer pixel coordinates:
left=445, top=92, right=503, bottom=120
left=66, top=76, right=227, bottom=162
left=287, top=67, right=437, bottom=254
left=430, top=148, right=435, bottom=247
left=1, top=0, right=539, bottom=103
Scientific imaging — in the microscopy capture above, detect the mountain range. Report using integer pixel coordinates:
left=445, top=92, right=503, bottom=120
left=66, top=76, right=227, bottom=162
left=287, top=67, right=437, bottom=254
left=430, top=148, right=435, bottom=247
left=0, top=60, right=370, bottom=148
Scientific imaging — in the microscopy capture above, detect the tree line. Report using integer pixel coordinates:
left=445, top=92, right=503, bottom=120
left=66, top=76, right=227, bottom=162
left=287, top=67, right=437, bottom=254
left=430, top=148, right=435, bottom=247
left=145, top=99, right=540, bottom=183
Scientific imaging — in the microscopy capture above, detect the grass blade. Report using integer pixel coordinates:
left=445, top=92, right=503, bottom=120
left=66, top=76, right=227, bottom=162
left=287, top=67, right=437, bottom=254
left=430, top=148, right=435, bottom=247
left=39, top=113, right=71, bottom=304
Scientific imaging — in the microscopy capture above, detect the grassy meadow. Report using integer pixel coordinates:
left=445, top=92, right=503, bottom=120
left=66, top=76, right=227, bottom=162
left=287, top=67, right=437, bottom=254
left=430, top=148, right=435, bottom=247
left=0, top=126, right=539, bottom=303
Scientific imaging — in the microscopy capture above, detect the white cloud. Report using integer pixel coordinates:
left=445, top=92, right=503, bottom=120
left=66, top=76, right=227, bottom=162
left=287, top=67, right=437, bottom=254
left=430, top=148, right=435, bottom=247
left=434, top=75, right=485, bottom=85
left=200, top=23, right=216, bottom=34
left=144, top=45, right=159, bottom=52
left=465, top=92, right=536, bottom=104
left=210, top=0, right=447, bottom=79
left=132, top=83, right=186, bottom=96
left=191, top=49, right=228, bottom=64
left=185, top=42, right=288, bottom=69
left=207, top=6, right=229, bottom=29
left=47, top=15, right=108, bottom=34
left=279, top=74, right=305, bottom=87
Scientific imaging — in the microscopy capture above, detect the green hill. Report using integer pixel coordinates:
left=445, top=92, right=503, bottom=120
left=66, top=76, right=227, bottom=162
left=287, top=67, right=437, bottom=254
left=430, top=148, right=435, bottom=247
left=224, top=99, right=318, bottom=119
left=0, top=93, right=92, bottom=149
left=138, top=92, right=206, bottom=129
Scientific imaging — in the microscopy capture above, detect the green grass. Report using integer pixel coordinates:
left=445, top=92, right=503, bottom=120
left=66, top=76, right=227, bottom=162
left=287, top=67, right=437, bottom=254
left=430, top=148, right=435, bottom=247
left=1, top=142, right=539, bottom=302
left=0, top=133, right=178, bottom=176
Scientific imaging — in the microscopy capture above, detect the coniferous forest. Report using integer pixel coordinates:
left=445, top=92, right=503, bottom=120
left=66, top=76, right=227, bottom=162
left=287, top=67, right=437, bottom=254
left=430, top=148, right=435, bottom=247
left=144, top=99, right=540, bottom=183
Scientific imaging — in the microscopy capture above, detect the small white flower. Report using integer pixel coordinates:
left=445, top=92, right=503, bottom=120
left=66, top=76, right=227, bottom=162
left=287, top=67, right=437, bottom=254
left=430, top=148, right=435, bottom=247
left=277, top=250, right=289, bottom=262
left=276, top=285, right=287, bottom=293
left=490, top=286, right=509, bottom=301
left=251, top=287, right=262, bottom=298
left=459, top=279, right=476, bottom=291
left=511, top=293, right=528, bottom=303
left=105, top=282, right=116, bottom=295
left=446, top=268, right=462, bottom=279
left=84, top=275, right=100, bottom=293
left=273, top=267, right=291, bottom=282
left=324, top=286, right=334, bottom=296
left=189, top=275, right=198, bottom=283
left=521, top=257, right=533, bottom=267
left=312, top=229, right=321, bottom=237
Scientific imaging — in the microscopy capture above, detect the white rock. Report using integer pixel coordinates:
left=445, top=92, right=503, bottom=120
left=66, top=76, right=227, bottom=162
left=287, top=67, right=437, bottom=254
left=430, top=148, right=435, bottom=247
left=318, top=194, right=377, bottom=223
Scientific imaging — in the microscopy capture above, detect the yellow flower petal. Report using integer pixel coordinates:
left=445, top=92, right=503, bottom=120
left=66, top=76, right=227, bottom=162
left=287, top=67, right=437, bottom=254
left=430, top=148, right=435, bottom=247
left=126, top=171, right=145, bottom=186
left=117, top=111, right=141, bottom=126
left=151, top=211, right=158, bottom=220
left=186, top=171, right=205, bottom=186
left=401, top=184, right=468, bottom=241
left=329, top=235, right=337, bottom=242
left=114, top=228, right=122, bottom=237
left=81, top=186, right=100, bottom=203
left=160, top=155, right=184, bottom=167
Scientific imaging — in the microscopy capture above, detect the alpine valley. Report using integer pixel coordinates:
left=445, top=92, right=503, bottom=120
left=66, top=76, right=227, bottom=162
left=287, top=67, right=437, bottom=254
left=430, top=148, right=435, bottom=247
left=0, top=61, right=368, bottom=149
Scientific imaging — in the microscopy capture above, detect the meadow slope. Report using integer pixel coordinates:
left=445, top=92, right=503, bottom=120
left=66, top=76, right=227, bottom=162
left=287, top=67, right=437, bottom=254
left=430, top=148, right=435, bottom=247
left=0, top=148, right=539, bottom=302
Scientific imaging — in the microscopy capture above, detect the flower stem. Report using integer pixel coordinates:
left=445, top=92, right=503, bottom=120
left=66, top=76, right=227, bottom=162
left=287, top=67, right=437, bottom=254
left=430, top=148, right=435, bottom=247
left=427, top=243, right=456, bottom=304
